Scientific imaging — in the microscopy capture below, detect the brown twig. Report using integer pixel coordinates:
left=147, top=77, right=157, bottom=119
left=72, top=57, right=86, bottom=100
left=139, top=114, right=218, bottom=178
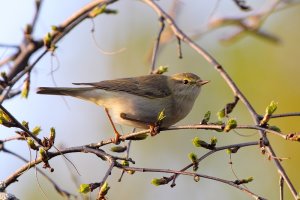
left=3, top=146, right=129, bottom=188
left=150, top=16, right=165, bottom=73
left=119, top=166, right=266, bottom=200
left=2, top=147, right=75, bottom=198
left=169, top=141, right=259, bottom=187
left=279, top=176, right=284, bottom=200
left=0, top=105, right=42, bottom=146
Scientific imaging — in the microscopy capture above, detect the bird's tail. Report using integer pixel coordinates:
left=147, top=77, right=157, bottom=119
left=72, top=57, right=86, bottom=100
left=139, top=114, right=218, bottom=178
left=36, top=87, right=93, bottom=96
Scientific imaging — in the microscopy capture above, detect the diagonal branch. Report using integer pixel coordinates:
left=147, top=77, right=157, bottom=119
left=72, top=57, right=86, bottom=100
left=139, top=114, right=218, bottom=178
left=143, top=0, right=298, bottom=198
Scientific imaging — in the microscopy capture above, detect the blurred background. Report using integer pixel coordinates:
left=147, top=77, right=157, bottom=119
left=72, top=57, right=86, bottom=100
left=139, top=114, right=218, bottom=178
left=0, top=0, right=300, bottom=199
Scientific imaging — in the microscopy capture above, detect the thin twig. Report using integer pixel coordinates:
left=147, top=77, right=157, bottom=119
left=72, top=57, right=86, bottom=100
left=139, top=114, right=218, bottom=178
left=150, top=16, right=165, bottom=73
left=3, top=147, right=75, bottom=198
left=268, top=112, right=300, bottom=119
left=0, top=105, right=42, bottom=145
left=97, top=159, right=115, bottom=199
left=3, top=146, right=126, bottom=188
left=170, top=141, right=259, bottom=186
left=120, top=166, right=266, bottom=200
left=279, top=175, right=284, bottom=200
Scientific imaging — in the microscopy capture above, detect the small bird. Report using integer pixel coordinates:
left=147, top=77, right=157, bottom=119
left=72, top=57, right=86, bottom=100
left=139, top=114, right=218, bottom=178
left=37, top=73, right=209, bottom=143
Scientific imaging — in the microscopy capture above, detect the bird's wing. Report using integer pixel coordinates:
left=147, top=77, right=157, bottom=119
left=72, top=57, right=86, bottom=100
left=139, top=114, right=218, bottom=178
left=72, top=74, right=172, bottom=98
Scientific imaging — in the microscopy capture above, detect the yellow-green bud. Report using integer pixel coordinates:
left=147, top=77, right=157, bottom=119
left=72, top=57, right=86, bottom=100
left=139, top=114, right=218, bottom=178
left=22, top=121, right=29, bottom=129
left=126, top=170, right=135, bottom=175
left=224, top=119, right=237, bottom=132
left=246, top=177, right=253, bottom=183
left=32, top=126, right=41, bottom=135
left=50, top=127, right=55, bottom=141
left=266, top=101, right=278, bottom=115
left=79, top=184, right=90, bottom=194
left=217, top=109, right=226, bottom=120
left=100, top=182, right=110, bottom=196
left=121, top=160, right=129, bottom=167
left=89, top=5, right=106, bottom=18
left=155, top=66, right=168, bottom=74
left=269, top=125, right=281, bottom=132
left=151, top=178, right=167, bottom=186
left=210, top=136, right=217, bottom=146
left=157, top=109, right=166, bottom=122
left=43, top=32, right=53, bottom=49
left=39, top=147, right=48, bottom=161
left=110, top=146, right=127, bottom=153
left=226, top=149, right=232, bottom=154
left=192, top=137, right=207, bottom=148
left=188, top=153, right=198, bottom=163
left=21, top=79, right=30, bottom=99
left=128, top=133, right=148, bottom=140
left=27, top=138, right=38, bottom=150
left=201, top=111, right=211, bottom=124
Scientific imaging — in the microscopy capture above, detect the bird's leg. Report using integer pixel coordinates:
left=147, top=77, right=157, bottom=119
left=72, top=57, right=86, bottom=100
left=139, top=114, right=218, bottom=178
left=104, top=108, right=121, bottom=144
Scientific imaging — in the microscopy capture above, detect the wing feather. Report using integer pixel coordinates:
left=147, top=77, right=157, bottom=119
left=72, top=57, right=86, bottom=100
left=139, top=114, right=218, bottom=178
left=73, top=74, right=171, bottom=98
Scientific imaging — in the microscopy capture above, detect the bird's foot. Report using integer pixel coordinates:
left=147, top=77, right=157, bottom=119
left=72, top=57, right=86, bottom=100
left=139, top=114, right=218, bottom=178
left=149, top=123, right=161, bottom=136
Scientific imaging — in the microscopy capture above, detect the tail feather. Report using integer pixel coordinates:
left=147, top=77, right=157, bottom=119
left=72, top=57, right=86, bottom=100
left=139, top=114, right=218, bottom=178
left=36, top=87, right=91, bottom=96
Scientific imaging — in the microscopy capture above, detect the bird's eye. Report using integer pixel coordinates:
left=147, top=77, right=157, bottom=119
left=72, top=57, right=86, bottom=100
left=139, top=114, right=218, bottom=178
left=183, top=79, right=189, bottom=84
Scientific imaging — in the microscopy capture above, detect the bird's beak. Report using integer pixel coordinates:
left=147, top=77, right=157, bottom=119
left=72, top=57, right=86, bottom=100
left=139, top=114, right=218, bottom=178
left=197, top=80, right=210, bottom=86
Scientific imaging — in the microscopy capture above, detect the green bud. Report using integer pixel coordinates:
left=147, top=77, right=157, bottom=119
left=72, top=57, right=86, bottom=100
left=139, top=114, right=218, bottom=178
left=246, top=177, right=253, bottom=183
left=269, top=125, right=281, bottom=132
left=110, top=145, right=127, bottom=153
left=21, top=79, right=30, bottom=99
left=79, top=184, right=90, bottom=194
left=151, top=178, right=167, bottom=186
left=50, top=127, right=56, bottom=141
left=227, top=146, right=239, bottom=154
left=27, top=138, right=38, bottom=150
left=192, top=137, right=208, bottom=148
left=89, top=5, right=106, bottom=18
left=157, top=109, right=166, bottom=122
left=266, top=101, right=278, bottom=115
left=32, top=126, right=41, bottom=135
left=210, top=136, right=218, bottom=147
left=201, top=111, right=211, bottom=124
left=188, top=152, right=199, bottom=171
left=39, top=147, right=48, bottom=161
left=127, top=133, right=148, bottom=140
left=188, top=152, right=197, bottom=162
left=43, top=32, right=53, bottom=49
left=126, top=170, right=135, bottom=175
left=217, top=109, right=226, bottom=120
left=234, top=177, right=254, bottom=185
left=121, top=160, right=129, bottom=167
left=22, top=121, right=29, bottom=129
left=155, top=66, right=168, bottom=74
left=51, top=25, right=58, bottom=31
left=224, top=119, right=237, bottom=132
left=0, top=110, right=11, bottom=122
left=100, top=182, right=110, bottom=196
